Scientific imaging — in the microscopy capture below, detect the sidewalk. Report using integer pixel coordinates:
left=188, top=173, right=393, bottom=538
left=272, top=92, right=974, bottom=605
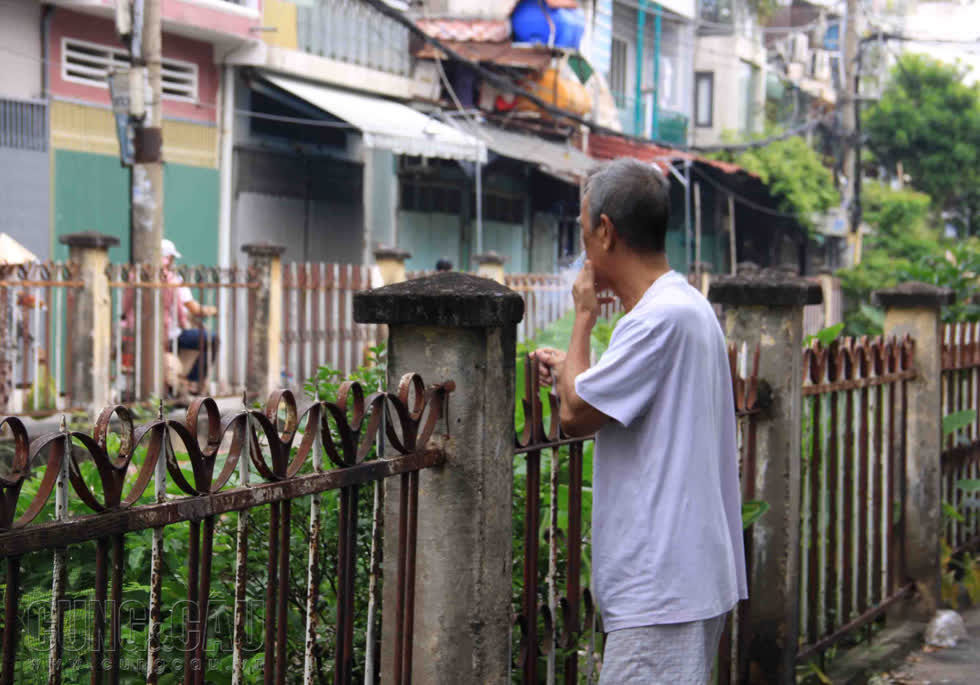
left=874, top=606, right=980, bottom=685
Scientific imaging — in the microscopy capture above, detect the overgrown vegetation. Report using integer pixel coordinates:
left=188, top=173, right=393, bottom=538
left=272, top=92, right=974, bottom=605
left=837, top=182, right=980, bottom=336
left=865, top=55, right=980, bottom=236
left=713, top=134, right=840, bottom=235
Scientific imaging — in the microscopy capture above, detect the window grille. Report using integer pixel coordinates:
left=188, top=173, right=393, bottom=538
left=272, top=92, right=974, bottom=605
left=62, top=38, right=199, bottom=103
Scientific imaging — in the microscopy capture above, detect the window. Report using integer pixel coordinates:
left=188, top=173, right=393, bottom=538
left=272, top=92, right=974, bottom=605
left=694, top=72, right=714, bottom=128
left=609, top=38, right=628, bottom=107
left=475, top=191, right=525, bottom=224
left=399, top=177, right=463, bottom=215
left=62, top=38, right=199, bottom=102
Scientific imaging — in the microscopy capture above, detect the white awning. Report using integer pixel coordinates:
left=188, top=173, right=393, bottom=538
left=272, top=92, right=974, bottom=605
left=263, top=74, right=487, bottom=163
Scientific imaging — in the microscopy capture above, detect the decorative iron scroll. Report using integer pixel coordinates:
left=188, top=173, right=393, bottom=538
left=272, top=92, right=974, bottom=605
left=802, top=335, right=917, bottom=396
left=0, top=375, right=455, bottom=537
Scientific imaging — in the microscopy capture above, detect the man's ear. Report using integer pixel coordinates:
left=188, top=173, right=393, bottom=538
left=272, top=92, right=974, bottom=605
left=598, top=214, right=616, bottom=251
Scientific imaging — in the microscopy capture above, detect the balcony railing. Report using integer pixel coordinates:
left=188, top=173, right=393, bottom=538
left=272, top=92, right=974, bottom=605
left=297, top=0, right=411, bottom=77
left=612, top=92, right=689, bottom=145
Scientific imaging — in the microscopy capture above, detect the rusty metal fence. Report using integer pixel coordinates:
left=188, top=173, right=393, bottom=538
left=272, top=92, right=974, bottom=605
left=510, top=343, right=760, bottom=684
left=107, top=264, right=258, bottom=403
left=941, top=323, right=980, bottom=553
left=281, top=263, right=380, bottom=385
left=0, top=375, right=453, bottom=684
left=796, top=336, right=917, bottom=666
left=0, top=263, right=81, bottom=415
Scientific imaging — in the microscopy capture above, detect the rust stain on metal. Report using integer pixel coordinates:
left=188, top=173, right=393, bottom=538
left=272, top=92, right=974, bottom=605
left=0, top=378, right=455, bottom=684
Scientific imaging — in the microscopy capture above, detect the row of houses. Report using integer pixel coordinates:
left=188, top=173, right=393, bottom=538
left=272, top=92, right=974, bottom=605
left=0, top=0, right=863, bottom=278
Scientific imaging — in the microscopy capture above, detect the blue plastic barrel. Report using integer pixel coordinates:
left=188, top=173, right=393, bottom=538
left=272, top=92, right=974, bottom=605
left=511, top=0, right=586, bottom=50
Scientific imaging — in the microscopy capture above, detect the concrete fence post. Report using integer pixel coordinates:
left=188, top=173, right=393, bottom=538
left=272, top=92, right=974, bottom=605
left=354, top=272, right=524, bottom=684
left=373, top=247, right=412, bottom=286
left=473, top=251, right=506, bottom=284
left=874, top=282, right=954, bottom=618
left=59, top=232, right=119, bottom=414
left=710, top=269, right=823, bottom=684
left=242, top=243, right=285, bottom=400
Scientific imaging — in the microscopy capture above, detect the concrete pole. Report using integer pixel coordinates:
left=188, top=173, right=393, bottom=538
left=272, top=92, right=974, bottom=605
left=875, top=282, right=955, bottom=618
left=217, top=64, right=235, bottom=385
left=242, top=243, right=285, bottom=400
left=473, top=251, right=506, bottom=284
left=59, top=232, right=120, bottom=415
left=710, top=268, right=823, bottom=684
left=842, top=0, right=860, bottom=261
left=354, top=272, right=524, bottom=684
left=131, top=0, right=164, bottom=398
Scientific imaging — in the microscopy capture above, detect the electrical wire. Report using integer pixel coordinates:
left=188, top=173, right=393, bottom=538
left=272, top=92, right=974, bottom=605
left=686, top=162, right=808, bottom=219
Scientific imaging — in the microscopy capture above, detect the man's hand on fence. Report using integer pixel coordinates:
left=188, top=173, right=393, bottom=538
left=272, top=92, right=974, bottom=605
left=532, top=347, right=565, bottom=388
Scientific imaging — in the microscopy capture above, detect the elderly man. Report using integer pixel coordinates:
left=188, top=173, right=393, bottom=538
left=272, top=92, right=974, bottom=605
left=533, top=158, right=747, bottom=683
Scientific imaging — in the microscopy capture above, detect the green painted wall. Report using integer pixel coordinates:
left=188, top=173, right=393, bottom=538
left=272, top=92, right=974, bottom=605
left=53, top=149, right=129, bottom=262
left=163, top=163, right=219, bottom=266
left=398, top=211, right=462, bottom=272
left=53, top=149, right=219, bottom=265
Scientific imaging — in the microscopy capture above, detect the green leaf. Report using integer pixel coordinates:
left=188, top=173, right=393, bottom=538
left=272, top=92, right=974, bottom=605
left=943, top=410, right=976, bottom=438
left=816, top=322, right=845, bottom=346
left=956, top=479, right=980, bottom=493
left=944, top=500, right=966, bottom=523
left=741, top=500, right=770, bottom=529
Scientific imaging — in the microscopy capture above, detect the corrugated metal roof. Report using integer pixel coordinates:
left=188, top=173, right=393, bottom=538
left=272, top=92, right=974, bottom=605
left=471, top=122, right=596, bottom=182
left=588, top=134, right=750, bottom=177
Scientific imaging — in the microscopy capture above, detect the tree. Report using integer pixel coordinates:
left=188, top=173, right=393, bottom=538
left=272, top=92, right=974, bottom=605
left=837, top=182, right=980, bottom=335
left=864, top=55, right=980, bottom=235
left=714, top=135, right=839, bottom=234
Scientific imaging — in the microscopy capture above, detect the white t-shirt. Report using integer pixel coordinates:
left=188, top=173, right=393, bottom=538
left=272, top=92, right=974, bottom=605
left=169, top=285, right=193, bottom=340
left=575, top=270, right=748, bottom=632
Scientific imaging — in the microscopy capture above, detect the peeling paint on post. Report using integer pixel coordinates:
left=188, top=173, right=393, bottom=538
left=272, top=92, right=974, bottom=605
left=355, top=272, right=524, bottom=684
left=875, top=282, right=954, bottom=618
left=711, top=267, right=822, bottom=684
left=242, top=244, right=286, bottom=400
left=59, top=232, right=118, bottom=416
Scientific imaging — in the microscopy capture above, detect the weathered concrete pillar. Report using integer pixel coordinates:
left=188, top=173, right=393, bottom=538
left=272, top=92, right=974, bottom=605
left=60, top=232, right=118, bottom=414
left=473, top=251, right=506, bottom=284
left=242, top=243, right=285, bottom=399
left=874, top=282, right=954, bottom=618
left=373, top=247, right=411, bottom=286
left=710, top=269, right=822, bottom=684
left=818, top=271, right=837, bottom=326
left=354, top=272, right=524, bottom=685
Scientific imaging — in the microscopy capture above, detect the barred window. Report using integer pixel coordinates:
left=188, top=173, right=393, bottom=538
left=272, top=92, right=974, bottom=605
left=62, top=38, right=199, bottom=102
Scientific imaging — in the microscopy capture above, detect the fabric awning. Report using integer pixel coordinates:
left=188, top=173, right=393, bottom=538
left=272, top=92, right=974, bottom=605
left=468, top=123, right=597, bottom=183
left=263, top=74, right=487, bottom=163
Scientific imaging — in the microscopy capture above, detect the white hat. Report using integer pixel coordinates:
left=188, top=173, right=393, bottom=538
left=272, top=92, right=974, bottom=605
left=161, top=239, right=182, bottom=259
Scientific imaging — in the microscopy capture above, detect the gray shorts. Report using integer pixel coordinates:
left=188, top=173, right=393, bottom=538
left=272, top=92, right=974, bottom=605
left=598, top=613, right=728, bottom=685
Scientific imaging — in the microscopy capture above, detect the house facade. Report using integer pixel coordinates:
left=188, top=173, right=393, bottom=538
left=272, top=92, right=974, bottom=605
left=0, top=0, right=807, bottom=276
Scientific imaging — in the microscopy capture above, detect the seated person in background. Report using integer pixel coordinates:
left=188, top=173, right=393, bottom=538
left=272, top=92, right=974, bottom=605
left=121, top=239, right=218, bottom=395
left=163, top=240, right=218, bottom=394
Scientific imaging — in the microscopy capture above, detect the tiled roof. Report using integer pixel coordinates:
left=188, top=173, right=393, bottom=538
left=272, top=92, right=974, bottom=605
left=416, top=19, right=511, bottom=43
left=588, top=134, right=750, bottom=177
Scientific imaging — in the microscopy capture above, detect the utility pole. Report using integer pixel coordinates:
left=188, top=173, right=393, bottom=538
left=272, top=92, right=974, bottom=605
left=131, top=0, right=164, bottom=398
left=842, top=0, right=862, bottom=263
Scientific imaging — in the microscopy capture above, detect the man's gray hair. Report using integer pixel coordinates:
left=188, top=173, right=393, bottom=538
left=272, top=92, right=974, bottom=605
left=584, top=158, right=671, bottom=253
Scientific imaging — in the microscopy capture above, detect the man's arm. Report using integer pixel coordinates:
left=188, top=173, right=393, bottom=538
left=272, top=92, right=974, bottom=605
left=557, top=313, right=610, bottom=437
